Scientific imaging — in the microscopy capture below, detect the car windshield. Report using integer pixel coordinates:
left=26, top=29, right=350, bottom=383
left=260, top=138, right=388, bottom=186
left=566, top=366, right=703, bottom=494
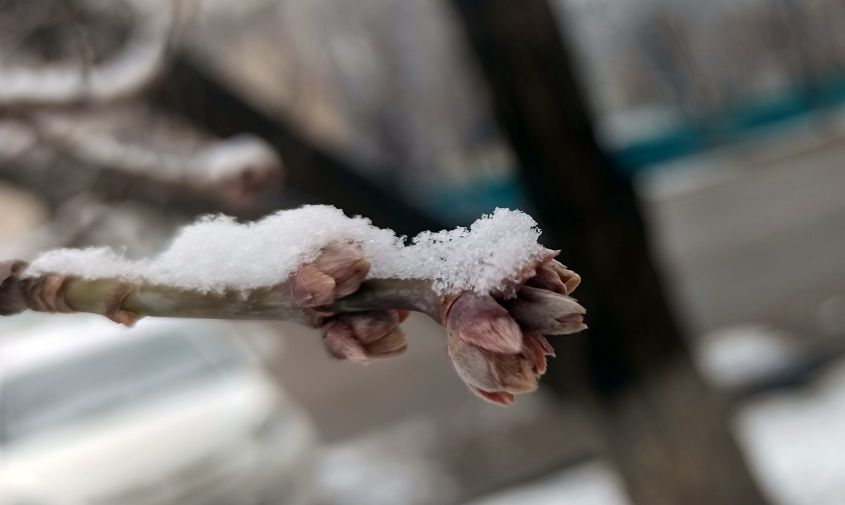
left=0, top=332, right=245, bottom=446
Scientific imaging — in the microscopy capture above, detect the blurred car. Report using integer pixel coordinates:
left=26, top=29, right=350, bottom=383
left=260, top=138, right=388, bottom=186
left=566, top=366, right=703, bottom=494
left=0, top=314, right=316, bottom=505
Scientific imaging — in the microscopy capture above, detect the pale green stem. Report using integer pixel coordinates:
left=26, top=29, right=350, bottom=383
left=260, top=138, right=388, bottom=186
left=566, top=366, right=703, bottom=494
left=56, top=276, right=444, bottom=324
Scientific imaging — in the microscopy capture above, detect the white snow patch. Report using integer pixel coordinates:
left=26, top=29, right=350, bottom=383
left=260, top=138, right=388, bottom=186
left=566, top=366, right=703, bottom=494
left=738, top=361, right=845, bottom=505
left=466, top=463, right=629, bottom=505
left=695, top=324, right=799, bottom=389
left=316, top=418, right=458, bottom=505
left=24, top=205, right=547, bottom=295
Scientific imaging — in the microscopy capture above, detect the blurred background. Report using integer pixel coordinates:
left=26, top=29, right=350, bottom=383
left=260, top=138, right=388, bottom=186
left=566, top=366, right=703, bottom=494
left=1, top=0, right=845, bottom=504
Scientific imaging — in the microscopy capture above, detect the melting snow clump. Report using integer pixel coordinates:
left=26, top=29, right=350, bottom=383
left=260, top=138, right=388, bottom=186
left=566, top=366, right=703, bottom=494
left=25, top=205, right=548, bottom=295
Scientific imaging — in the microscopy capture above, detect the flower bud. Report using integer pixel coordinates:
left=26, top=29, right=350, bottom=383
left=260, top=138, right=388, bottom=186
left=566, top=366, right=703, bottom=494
left=291, top=240, right=370, bottom=307
left=311, top=240, right=370, bottom=297
left=447, top=334, right=540, bottom=405
left=522, top=333, right=555, bottom=375
left=0, top=260, right=28, bottom=316
left=291, top=264, right=336, bottom=307
left=322, top=309, right=407, bottom=361
left=445, top=292, right=523, bottom=354
left=549, top=260, right=581, bottom=294
left=504, top=286, right=586, bottom=335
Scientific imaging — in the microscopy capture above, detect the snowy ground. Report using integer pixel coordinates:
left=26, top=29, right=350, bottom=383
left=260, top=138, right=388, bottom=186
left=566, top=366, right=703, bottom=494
left=464, top=464, right=628, bottom=505
left=313, top=325, right=845, bottom=505
left=739, top=362, right=845, bottom=505
left=465, top=357, right=845, bottom=505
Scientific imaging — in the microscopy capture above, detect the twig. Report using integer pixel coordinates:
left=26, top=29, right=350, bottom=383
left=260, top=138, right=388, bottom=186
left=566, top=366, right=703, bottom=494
left=0, top=109, right=283, bottom=214
left=0, top=242, right=587, bottom=405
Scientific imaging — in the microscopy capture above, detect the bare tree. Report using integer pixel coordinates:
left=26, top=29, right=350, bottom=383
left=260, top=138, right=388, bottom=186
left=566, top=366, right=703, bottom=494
left=0, top=0, right=283, bottom=219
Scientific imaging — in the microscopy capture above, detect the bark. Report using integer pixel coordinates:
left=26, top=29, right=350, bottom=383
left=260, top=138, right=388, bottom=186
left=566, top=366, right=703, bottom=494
left=1, top=250, right=587, bottom=402
left=0, top=269, right=580, bottom=335
left=448, top=1, right=770, bottom=504
left=0, top=260, right=432, bottom=325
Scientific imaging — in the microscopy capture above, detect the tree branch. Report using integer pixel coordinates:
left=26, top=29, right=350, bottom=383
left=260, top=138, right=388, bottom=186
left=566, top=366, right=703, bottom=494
left=0, top=0, right=173, bottom=110
left=0, top=240, right=587, bottom=405
left=0, top=107, right=284, bottom=216
left=0, top=265, right=424, bottom=325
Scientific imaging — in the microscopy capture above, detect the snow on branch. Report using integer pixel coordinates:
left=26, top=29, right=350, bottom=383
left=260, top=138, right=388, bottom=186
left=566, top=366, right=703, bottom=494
left=24, top=206, right=548, bottom=294
left=31, top=108, right=283, bottom=208
left=0, top=0, right=173, bottom=109
left=0, top=206, right=587, bottom=405
left=32, top=113, right=280, bottom=185
left=0, top=108, right=283, bottom=211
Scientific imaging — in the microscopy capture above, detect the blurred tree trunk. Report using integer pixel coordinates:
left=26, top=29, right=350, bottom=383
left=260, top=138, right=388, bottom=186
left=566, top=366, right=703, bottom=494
left=449, top=2, right=770, bottom=505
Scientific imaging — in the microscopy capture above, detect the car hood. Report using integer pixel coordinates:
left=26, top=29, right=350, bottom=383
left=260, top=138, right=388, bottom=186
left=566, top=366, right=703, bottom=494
left=0, top=371, right=282, bottom=504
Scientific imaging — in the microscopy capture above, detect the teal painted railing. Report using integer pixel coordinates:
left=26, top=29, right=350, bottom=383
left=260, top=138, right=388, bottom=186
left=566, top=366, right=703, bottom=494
left=432, top=74, right=845, bottom=220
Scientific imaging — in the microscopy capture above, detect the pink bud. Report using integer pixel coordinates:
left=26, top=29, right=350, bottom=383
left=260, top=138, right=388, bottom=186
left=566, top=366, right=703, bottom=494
left=311, top=240, right=370, bottom=297
left=322, top=310, right=407, bottom=361
left=447, top=332, right=539, bottom=405
left=526, top=261, right=568, bottom=294
left=548, top=260, right=581, bottom=294
left=473, top=389, right=515, bottom=406
left=504, top=286, right=586, bottom=335
left=0, top=260, right=28, bottom=316
left=290, top=240, right=370, bottom=307
left=323, top=322, right=369, bottom=361
left=291, top=264, right=336, bottom=307
left=445, top=292, right=523, bottom=354
left=522, top=334, right=555, bottom=375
